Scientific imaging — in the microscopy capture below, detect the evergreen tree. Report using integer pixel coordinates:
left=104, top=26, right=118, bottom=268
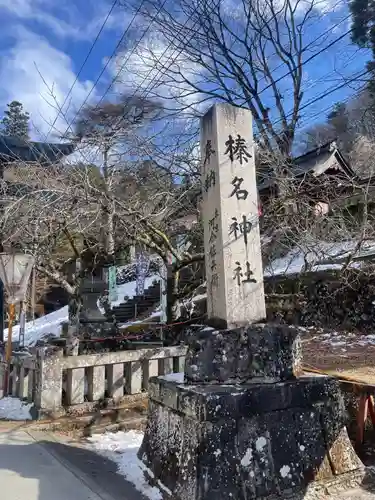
left=327, top=102, right=354, bottom=155
left=1, top=101, right=30, bottom=139
left=350, top=0, right=375, bottom=95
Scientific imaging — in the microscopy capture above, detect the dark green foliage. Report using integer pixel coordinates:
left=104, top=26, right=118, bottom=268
left=350, top=0, right=375, bottom=94
left=351, top=0, right=372, bottom=46
left=327, top=102, right=353, bottom=155
left=1, top=101, right=30, bottom=139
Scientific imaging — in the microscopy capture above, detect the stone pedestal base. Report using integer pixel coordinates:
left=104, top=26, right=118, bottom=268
left=139, top=375, right=366, bottom=500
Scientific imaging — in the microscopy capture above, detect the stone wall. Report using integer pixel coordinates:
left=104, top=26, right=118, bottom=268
left=265, top=267, right=375, bottom=332
left=185, top=268, right=375, bottom=332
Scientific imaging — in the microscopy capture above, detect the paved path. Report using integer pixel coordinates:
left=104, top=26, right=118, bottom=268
left=0, top=426, right=145, bottom=500
left=1, top=424, right=375, bottom=500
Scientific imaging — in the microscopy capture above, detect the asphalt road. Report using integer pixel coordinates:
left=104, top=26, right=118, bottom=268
left=0, top=427, right=146, bottom=500
left=1, top=425, right=375, bottom=500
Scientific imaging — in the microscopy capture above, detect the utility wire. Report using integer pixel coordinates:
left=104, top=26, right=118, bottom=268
left=297, top=82, right=368, bottom=130
left=270, top=69, right=371, bottom=130
left=45, top=0, right=119, bottom=141
left=256, top=29, right=353, bottom=99
left=279, top=48, right=362, bottom=103
left=60, top=0, right=151, bottom=140
left=255, top=13, right=352, bottom=90
left=85, top=18, right=360, bottom=169
left=57, top=2, right=361, bottom=168
left=64, top=3, right=205, bottom=164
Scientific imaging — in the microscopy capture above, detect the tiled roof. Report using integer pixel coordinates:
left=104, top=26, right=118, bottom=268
left=0, top=136, right=74, bottom=163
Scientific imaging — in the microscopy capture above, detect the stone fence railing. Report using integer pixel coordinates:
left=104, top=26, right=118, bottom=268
left=5, top=345, right=187, bottom=418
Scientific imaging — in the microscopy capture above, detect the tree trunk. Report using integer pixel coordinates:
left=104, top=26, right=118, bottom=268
left=102, top=147, right=115, bottom=259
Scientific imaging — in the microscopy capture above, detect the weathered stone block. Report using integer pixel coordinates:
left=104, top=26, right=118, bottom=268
left=140, top=375, right=365, bottom=500
left=159, top=381, right=179, bottom=410
left=107, top=363, right=124, bottom=399
left=142, top=359, right=159, bottom=390
left=34, top=351, right=63, bottom=412
left=174, top=416, right=199, bottom=500
left=198, top=419, right=240, bottom=499
left=237, top=416, right=274, bottom=498
left=87, top=365, right=105, bottom=401
left=66, top=367, right=85, bottom=405
left=296, top=409, right=333, bottom=482
left=264, top=410, right=304, bottom=492
left=184, top=323, right=301, bottom=384
left=125, top=361, right=142, bottom=395
left=139, top=400, right=170, bottom=481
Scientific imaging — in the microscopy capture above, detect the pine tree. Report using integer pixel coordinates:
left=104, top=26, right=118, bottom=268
left=350, top=0, right=375, bottom=95
left=1, top=101, right=30, bottom=139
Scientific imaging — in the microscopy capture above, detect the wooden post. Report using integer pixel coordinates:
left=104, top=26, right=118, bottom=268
left=4, top=303, right=15, bottom=395
left=356, top=392, right=375, bottom=447
left=19, top=300, right=26, bottom=348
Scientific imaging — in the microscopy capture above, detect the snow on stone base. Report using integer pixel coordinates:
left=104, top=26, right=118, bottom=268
left=88, top=430, right=170, bottom=500
left=161, top=372, right=184, bottom=383
left=0, top=397, right=33, bottom=420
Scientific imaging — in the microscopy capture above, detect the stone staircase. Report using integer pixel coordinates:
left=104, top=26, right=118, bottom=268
left=110, top=280, right=161, bottom=324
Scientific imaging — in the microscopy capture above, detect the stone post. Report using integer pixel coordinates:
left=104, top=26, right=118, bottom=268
left=34, top=349, right=63, bottom=415
left=138, top=104, right=366, bottom=500
left=201, top=104, right=266, bottom=328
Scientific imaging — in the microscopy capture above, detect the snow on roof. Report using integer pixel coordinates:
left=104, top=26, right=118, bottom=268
left=265, top=239, right=375, bottom=277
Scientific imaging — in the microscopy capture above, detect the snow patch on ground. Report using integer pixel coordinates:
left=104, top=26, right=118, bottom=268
left=88, top=430, right=165, bottom=500
left=310, top=331, right=375, bottom=349
left=0, top=397, right=32, bottom=420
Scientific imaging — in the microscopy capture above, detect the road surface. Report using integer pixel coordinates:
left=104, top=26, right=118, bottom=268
left=0, top=426, right=145, bottom=500
left=0, top=424, right=375, bottom=500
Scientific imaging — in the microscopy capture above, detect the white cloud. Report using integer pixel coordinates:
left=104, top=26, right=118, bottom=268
left=0, top=0, right=127, bottom=41
left=0, top=27, right=95, bottom=142
left=112, top=32, right=206, bottom=114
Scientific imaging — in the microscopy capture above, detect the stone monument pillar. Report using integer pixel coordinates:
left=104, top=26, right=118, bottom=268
left=201, top=104, right=265, bottom=328
left=138, top=104, right=368, bottom=500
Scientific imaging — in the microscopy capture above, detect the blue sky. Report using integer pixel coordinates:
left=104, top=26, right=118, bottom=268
left=0, top=0, right=127, bottom=142
left=0, top=0, right=370, bottom=148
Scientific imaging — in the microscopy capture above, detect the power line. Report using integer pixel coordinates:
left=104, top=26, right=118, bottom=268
left=51, top=0, right=181, bottom=170
left=60, top=0, right=151, bottom=140
left=297, top=82, right=368, bottom=130
left=65, top=2, right=204, bottom=164
left=45, top=0, right=119, bottom=141
left=84, top=10, right=357, bottom=167
left=279, top=47, right=362, bottom=103
left=255, top=13, right=352, bottom=90
left=271, top=68, right=370, bottom=130
left=256, top=29, right=353, bottom=100
left=58, top=4, right=351, bottom=137
left=60, top=2, right=360, bottom=168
